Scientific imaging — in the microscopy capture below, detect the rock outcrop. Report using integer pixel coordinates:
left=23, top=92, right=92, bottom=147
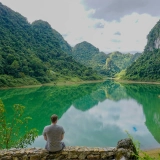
left=145, top=20, right=160, bottom=51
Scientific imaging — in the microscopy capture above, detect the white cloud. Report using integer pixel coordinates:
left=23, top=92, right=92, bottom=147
left=0, top=0, right=159, bottom=53
left=79, top=13, right=159, bottom=53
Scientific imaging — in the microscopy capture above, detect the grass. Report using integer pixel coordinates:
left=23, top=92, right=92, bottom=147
left=114, top=69, right=160, bottom=84
left=140, top=148, right=160, bottom=159
left=114, top=69, right=126, bottom=79
left=0, top=79, right=105, bottom=90
left=126, top=131, right=160, bottom=159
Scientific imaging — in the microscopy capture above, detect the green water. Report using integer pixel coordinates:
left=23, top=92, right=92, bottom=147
left=0, top=80, right=160, bottom=149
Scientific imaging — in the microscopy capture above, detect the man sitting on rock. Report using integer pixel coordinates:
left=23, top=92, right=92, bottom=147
left=43, top=114, right=65, bottom=152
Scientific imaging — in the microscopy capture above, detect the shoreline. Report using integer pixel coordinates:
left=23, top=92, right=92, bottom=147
left=113, top=78, right=160, bottom=85
left=0, top=79, right=105, bottom=90
left=1, top=78, right=160, bottom=90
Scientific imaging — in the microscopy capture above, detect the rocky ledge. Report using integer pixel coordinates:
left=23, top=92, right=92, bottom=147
left=0, top=138, right=138, bottom=160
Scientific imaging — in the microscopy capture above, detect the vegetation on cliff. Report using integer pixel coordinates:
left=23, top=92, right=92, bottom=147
left=123, top=50, right=160, bottom=81
left=145, top=20, right=160, bottom=52
left=123, top=20, right=160, bottom=82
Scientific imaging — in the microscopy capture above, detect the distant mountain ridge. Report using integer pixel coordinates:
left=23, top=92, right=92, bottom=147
left=123, top=20, right=160, bottom=81
left=72, top=41, right=141, bottom=76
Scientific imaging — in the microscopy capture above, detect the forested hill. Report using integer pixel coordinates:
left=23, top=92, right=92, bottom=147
left=123, top=20, right=160, bottom=82
left=0, top=2, right=101, bottom=87
left=72, top=41, right=141, bottom=77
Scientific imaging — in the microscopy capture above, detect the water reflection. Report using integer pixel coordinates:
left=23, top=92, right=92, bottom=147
left=0, top=81, right=160, bottom=149
left=123, top=84, right=160, bottom=145
left=60, top=99, right=145, bottom=147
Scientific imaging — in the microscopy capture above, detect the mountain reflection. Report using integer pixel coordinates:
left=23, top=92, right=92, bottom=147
left=0, top=81, right=160, bottom=149
left=122, top=84, right=160, bottom=144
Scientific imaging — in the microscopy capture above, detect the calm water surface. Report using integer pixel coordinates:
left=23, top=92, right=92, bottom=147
left=0, top=80, right=160, bottom=149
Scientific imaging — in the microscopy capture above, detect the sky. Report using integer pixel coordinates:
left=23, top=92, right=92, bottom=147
left=0, top=0, right=160, bottom=53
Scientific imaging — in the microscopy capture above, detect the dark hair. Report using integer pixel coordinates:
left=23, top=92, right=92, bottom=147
left=51, top=114, right=58, bottom=123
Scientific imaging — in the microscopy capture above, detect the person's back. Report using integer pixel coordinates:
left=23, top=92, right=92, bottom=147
left=43, top=114, right=65, bottom=152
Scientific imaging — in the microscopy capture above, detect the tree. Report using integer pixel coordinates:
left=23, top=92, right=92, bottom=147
left=0, top=100, right=38, bottom=149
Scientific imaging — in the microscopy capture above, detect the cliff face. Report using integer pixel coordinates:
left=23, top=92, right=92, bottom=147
left=123, top=20, right=160, bottom=82
left=145, top=20, right=160, bottom=51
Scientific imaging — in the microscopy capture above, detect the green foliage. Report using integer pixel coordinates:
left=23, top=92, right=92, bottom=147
left=145, top=20, right=160, bottom=52
left=51, top=29, right=72, bottom=55
left=72, top=41, right=100, bottom=62
left=123, top=49, right=160, bottom=81
left=0, top=3, right=101, bottom=87
left=0, top=100, right=38, bottom=149
left=0, top=74, right=40, bottom=87
left=125, top=131, right=140, bottom=154
left=139, top=153, right=160, bottom=160
left=105, top=57, right=121, bottom=76
left=108, top=52, right=141, bottom=70
left=126, top=131, right=160, bottom=160
left=72, top=42, right=141, bottom=77
left=123, top=20, right=160, bottom=82
left=115, top=70, right=126, bottom=79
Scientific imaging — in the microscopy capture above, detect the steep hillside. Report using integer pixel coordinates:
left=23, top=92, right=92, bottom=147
left=51, top=29, right=72, bottom=55
left=72, top=42, right=141, bottom=77
left=105, top=52, right=141, bottom=76
left=123, top=20, right=160, bottom=81
left=107, top=52, right=141, bottom=70
left=145, top=20, right=160, bottom=52
left=0, top=3, right=101, bottom=87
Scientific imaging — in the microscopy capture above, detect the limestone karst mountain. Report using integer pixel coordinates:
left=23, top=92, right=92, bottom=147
left=0, top=2, right=100, bottom=87
left=123, top=20, right=160, bottom=81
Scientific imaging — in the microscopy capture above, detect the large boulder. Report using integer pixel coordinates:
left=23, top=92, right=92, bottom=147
left=116, top=138, right=138, bottom=160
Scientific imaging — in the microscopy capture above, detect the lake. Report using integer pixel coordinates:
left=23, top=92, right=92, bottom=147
left=0, top=80, right=160, bottom=150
